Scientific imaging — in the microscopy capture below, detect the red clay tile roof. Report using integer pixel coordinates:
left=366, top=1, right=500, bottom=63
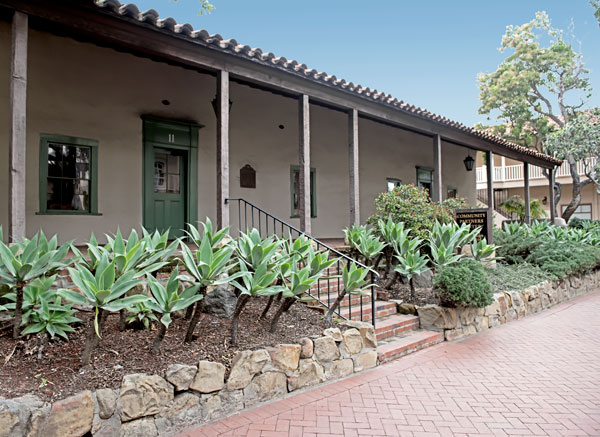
left=95, top=0, right=561, bottom=166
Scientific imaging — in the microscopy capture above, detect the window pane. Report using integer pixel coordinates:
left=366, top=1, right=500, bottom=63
left=167, top=154, right=180, bottom=175
left=46, top=178, right=61, bottom=210
left=62, top=145, right=77, bottom=178
left=48, top=145, right=63, bottom=177
left=154, top=154, right=167, bottom=193
left=387, top=181, right=395, bottom=192
left=167, top=174, right=180, bottom=193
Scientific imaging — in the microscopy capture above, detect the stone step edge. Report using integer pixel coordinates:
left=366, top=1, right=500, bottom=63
left=377, top=329, right=444, bottom=362
left=375, top=314, right=420, bottom=341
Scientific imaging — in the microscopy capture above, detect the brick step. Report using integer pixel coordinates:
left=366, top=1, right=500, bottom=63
left=339, top=300, right=397, bottom=321
left=304, top=292, right=371, bottom=309
left=375, top=314, right=420, bottom=341
left=377, top=329, right=443, bottom=363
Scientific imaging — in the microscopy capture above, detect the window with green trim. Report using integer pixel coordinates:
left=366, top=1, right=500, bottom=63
left=290, top=165, right=316, bottom=218
left=386, top=177, right=402, bottom=192
left=416, top=166, right=433, bottom=196
left=39, top=134, right=99, bottom=215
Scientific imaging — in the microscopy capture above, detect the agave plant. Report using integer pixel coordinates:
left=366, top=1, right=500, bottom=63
left=430, top=221, right=479, bottom=252
left=58, top=252, right=146, bottom=366
left=355, top=233, right=386, bottom=267
left=325, top=263, right=371, bottom=322
left=0, top=228, right=73, bottom=338
left=144, top=271, right=202, bottom=353
left=377, top=217, right=409, bottom=276
left=230, top=260, right=283, bottom=344
left=260, top=235, right=313, bottom=319
left=125, top=301, right=157, bottom=330
left=269, top=247, right=337, bottom=333
left=20, top=294, right=80, bottom=340
left=394, top=250, right=430, bottom=299
left=429, top=240, right=463, bottom=271
left=470, top=238, right=499, bottom=262
left=179, top=220, right=238, bottom=342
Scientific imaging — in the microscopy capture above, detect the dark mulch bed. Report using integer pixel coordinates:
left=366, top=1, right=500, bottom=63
left=0, top=297, right=332, bottom=403
left=377, top=276, right=441, bottom=307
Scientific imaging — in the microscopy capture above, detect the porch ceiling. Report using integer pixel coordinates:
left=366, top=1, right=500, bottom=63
left=2, top=0, right=562, bottom=169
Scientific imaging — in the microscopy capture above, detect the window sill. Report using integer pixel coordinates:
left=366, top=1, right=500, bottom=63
left=36, top=211, right=103, bottom=216
left=290, top=215, right=317, bottom=219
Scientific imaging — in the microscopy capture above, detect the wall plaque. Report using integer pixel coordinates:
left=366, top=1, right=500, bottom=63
left=240, top=164, right=256, bottom=188
left=455, top=208, right=491, bottom=242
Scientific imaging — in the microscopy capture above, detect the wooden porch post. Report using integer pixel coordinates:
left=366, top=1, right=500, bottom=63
left=549, top=169, right=556, bottom=223
left=485, top=151, right=494, bottom=243
left=216, top=70, right=230, bottom=229
left=523, top=162, right=531, bottom=224
left=432, top=134, right=442, bottom=202
left=348, top=108, right=360, bottom=226
left=9, top=11, right=28, bottom=243
left=299, top=94, right=311, bottom=234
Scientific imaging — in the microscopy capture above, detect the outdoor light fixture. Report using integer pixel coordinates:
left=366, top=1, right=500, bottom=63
left=463, top=154, right=475, bottom=171
left=211, top=96, right=233, bottom=115
left=542, top=196, right=548, bottom=205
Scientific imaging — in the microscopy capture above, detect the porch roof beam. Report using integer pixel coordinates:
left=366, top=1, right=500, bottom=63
left=3, top=0, right=557, bottom=169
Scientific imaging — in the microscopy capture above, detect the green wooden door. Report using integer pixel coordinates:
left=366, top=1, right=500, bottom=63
left=151, top=148, right=186, bottom=237
left=143, top=118, right=199, bottom=239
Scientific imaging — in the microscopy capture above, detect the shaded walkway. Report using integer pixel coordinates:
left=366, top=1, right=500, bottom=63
left=181, top=291, right=600, bottom=436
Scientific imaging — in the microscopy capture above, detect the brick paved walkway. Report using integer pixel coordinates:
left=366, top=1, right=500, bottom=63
left=181, top=291, right=600, bottom=436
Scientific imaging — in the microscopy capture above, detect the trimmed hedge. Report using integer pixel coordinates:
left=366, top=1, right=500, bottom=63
left=434, top=258, right=493, bottom=307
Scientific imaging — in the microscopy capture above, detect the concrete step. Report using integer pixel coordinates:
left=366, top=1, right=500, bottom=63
left=377, top=329, right=443, bottom=363
left=375, top=314, right=420, bottom=341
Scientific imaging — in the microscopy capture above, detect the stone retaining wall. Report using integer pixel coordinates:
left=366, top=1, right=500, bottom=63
left=0, top=322, right=376, bottom=437
left=417, top=270, right=600, bottom=341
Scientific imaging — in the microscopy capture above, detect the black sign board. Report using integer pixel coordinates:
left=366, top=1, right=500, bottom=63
left=240, top=164, right=256, bottom=188
left=455, top=208, right=491, bottom=242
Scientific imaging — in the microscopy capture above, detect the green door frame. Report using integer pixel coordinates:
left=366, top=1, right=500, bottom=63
left=142, top=116, right=199, bottom=233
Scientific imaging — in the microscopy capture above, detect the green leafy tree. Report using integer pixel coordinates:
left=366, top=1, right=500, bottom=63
left=592, top=0, right=600, bottom=26
left=478, top=11, right=593, bottom=220
left=499, top=195, right=548, bottom=222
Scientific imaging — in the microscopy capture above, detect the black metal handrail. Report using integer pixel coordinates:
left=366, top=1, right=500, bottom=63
left=226, top=198, right=378, bottom=327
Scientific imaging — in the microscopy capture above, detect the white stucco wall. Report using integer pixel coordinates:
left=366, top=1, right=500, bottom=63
left=0, top=23, right=478, bottom=243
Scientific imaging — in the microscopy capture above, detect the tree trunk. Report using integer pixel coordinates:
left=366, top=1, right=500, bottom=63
left=561, top=155, right=592, bottom=222
left=184, top=296, right=204, bottom=343
left=270, top=297, right=295, bottom=333
left=409, top=277, right=416, bottom=300
left=184, top=304, right=194, bottom=320
left=12, top=283, right=24, bottom=339
left=384, top=249, right=394, bottom=279
left=372, top=253, right=383, bottom=271
left=118, top=309, right=127, bottom=331
left=81, top=308, right=106, bottom=367
left=260, top=295, right=274, bottom=319
left=152, top=323, right=167, bottom=354
left=325, top=290, right=347, bottom=322
left=230, top=294, right=250, bottom=345
left=385, top=271, right=399, bottom=289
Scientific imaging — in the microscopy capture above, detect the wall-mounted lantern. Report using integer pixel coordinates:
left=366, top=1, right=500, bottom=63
left=463, top=154, right=475, bottom=172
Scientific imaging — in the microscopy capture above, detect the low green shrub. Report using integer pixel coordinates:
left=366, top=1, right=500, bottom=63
left=526, top=241, right=600, bottom=279
left=433, top=258, right=493, bottom=307
left=493, top=230, right=546, bottom=264
left=485, top=262, right=552, bottom=292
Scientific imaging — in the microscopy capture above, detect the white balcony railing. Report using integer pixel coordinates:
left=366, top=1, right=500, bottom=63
left=476, top=157, right=597, bottom=184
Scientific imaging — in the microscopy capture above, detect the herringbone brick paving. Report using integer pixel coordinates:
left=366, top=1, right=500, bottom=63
left=180, top=291, right=600, bottom=436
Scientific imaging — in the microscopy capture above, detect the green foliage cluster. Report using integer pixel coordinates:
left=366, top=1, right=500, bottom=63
left=485, top=263, right=550, bottom=292
left=367, top=184, right=468, bottom=241
left=526, top=241, right=600, bottom=279
left=0, top=221, right=370, bottom=365
left=493, top=220, right=600, bottom=283
left=433, top=258, right=493, bottom=307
